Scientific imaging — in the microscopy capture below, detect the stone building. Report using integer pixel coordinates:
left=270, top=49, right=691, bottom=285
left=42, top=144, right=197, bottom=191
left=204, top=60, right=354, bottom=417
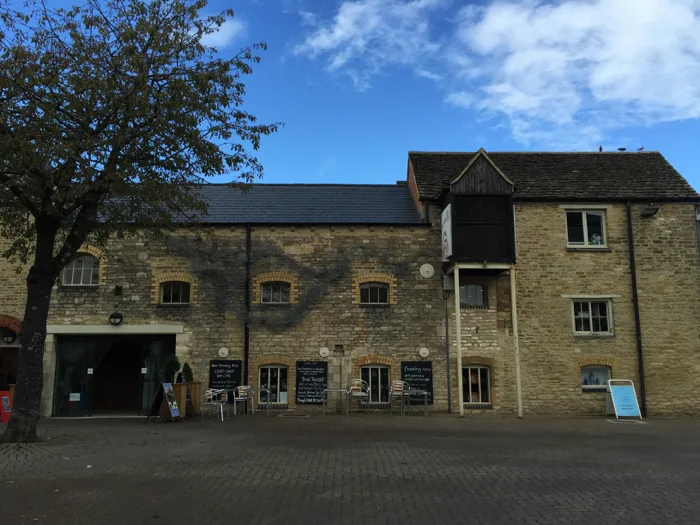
left=0, top=149, right=698, bottom=417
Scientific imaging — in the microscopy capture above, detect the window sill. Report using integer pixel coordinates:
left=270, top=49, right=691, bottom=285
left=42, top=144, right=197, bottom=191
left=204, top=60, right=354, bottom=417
left=566, top=246, right=611, bottom=252
left=157, top=303, right=191, bottom=308
left=359, top=304, right=390, bottom=309
left=573, top=333, right=614, bottom=338
left=582, top=388, right=607, bottom=393
left=258, top=303, right=292, bottom=309
left=460, top=305, right=490, bottom=310
left=463, top=403, right=492, bottom=410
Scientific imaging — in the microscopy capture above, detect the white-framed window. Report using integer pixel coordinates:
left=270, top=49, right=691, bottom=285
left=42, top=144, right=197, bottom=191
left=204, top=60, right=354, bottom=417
left=261, top=281, right=290, bottom=304
left=360, top=282, right=389, bottom=305
left=463, top=366, right=491, bottom=405
left=573, top=300, right=612, bottom=335
left=581, top=365, right=611, bottom=391
left=61, top=254, right=99, bottom=286
left=361, top=365, right=390, bottom=403
left=160, top=281, right=191, bottom=304
left=460, top=284, right=488, bottom=308
left=259, top=365, right=288, bottom=404
left=566, top=210, right=606, bottom=247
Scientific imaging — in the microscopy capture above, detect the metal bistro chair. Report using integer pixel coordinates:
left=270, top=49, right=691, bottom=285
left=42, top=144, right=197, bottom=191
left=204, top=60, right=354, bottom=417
left=201, top=388, right=226, bottom=422
left=233, top=386, right=256, bottom=416
left=346, top=378, right=370, bottom=416
left=390, top=380, right=409, bottom=415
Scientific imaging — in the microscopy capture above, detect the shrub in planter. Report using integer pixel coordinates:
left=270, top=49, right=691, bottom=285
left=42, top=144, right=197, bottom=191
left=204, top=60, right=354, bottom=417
left=182, top=362, right=194, bottom=383
left=162, top=355, right=181, bottom=384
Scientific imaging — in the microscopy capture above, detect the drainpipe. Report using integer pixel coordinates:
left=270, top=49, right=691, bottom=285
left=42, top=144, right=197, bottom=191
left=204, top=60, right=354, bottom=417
left=244, top=224, right=252, bottom=385
left=453, top=266, right=464, bottom=416
left=626, top=201, right=647, bottom=417
left=444, top=292, right=452, bottom=414
left=509, top=267, right=523, bottom=418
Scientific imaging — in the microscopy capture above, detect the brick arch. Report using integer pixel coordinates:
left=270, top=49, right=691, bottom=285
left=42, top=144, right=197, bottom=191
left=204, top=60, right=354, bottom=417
left=352, top=272, right=398, bottom=305
left=78, top=244, right=104, bottom=260
left=252, top=271, right=299, bottom=304
left=151, top=271, right=197, bottom=304
left=463, top=356, right=494, bottom=368
left=578, top=356, right=615, bottom=369
left=0, top=314, right=21, bottom=334
left=352, top=354, right=397, bottom=380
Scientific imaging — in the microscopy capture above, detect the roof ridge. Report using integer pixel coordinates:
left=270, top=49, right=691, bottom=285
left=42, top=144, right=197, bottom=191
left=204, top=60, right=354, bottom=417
left=408, top=151, right=660, bottom=155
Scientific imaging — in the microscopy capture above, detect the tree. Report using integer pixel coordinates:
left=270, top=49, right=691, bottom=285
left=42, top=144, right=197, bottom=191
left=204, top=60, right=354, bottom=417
left=0, top=0, right=279, bottom=442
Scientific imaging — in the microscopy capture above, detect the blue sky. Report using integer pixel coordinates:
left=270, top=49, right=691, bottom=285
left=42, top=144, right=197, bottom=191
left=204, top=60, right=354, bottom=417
left=201, top=0, right=700, bottom=190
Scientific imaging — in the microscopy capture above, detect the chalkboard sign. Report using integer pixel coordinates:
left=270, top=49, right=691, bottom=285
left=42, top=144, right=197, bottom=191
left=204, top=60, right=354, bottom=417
left=401, top=361, right=433, bottom=405
left=295, top=361, right=328, bottom=405
left=209, top=360, right=242, bottom=390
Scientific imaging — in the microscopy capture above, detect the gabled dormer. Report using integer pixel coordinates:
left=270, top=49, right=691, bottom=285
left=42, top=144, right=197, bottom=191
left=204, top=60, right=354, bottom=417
left=442, top=149, right=516, bottom=264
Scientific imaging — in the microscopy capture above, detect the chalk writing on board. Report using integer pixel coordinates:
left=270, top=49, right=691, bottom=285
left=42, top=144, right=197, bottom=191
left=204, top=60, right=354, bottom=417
left=296, top=361, right=328, bottom=405
left=401, top=361, right=433, bottom=405
left=209, top=360, right=242, bottom=390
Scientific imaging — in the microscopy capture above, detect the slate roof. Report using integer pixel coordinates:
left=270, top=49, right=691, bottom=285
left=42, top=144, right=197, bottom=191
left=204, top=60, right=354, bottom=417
left=193, top=184, right=423, bottom=224
left=408, top=152, right=699, bottom=201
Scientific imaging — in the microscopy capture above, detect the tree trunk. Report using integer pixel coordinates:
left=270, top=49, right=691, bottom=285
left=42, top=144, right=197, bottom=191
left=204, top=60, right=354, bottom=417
left=1, top=229, right=57, bottom=443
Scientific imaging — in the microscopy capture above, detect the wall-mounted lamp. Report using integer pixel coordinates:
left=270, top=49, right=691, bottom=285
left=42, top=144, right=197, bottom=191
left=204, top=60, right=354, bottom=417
left=2, top=329, right=16, bottom=344
left=109, top=312, right=123, bottom=326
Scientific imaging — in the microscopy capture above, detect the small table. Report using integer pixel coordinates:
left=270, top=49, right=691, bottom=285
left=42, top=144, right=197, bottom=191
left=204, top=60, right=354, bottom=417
left=401, top=389, right=429, bottom=417
left=323, top=389, right=348, bottom=415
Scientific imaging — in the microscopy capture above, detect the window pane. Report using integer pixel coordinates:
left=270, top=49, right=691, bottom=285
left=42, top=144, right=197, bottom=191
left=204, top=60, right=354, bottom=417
left=280, top=285, right=290, bottom=303
left=478, top=286, right=486, bottom=306
left=260, top=367, right=269, bottom=402
left=586, top=212, right=604, bottom=245
left=361, top=367, right=369, bottom=384
left=270, top=367, right=279, bottom=402
left=171, top=284, right=182, bottom=304
left=480, top=368, right=490, bottom=403
left=380, top=368, right=389, bottom=403
left=596, top=302, right=607, bottom=317
left=370, top=367, right=379, bottom=403
left=469, top=369, right=480, bottom=402
left=378, top=285, right=388, bottom=304
left=360, top=286, right=369, bottom=303
left=370, top=285, right=378, bottom=303
left=182, top=284, right=190, bottom=303
left=262, top=285, right=271, bottom=303
left=566, top=212, right=585, bottom=244
left=592, top=317, right=601, bottom=332
left=581, top=317, right=590, bottom=332
left=90, top=266, right=99, bottom=285
left=581, top=366, right=610, bottom=388
left=599, top=317, right=609, bottom=332
left=467, top=286, right=476, bottom=305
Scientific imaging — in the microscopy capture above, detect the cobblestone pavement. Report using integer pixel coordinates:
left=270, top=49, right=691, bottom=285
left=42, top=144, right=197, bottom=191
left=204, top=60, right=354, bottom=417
left=2, top=415, right=700, bottom=524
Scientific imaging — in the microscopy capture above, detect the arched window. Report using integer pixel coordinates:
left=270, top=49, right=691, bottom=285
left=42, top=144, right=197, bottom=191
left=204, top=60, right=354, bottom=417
left=160, top=281, right=191, bottom=304
left=581, top=365, right=610, bottom=391
left=361, top=364, right=390, bottom=404
left=61, top=254, right=99, bottom=286
left=259, top=365, right=288, bottom=404
left=261, top=282, right=291, bottom=304
left=359, top=282, right=389, bottom=305
left=463, top=366, right=490, bottom=405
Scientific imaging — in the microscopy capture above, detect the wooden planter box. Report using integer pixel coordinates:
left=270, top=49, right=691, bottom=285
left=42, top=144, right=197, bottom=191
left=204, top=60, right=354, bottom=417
left=172, top=382, right=202, bottom=417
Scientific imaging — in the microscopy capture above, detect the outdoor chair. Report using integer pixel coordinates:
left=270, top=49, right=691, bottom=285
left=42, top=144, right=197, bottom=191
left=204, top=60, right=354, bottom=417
left=390, top=380, right=409, bottom=415
left=346, top=378, right=370, bottom=415
left=201, top=388, right=226, bottom=422
left=233, top=386, right=255, bottom=416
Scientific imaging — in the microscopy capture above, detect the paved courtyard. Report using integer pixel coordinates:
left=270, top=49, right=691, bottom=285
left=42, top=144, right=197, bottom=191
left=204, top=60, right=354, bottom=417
left=1, top=414, right=700, bottom=524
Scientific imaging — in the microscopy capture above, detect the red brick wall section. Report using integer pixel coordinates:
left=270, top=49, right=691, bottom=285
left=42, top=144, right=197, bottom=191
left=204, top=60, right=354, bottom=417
left=0, top=314, right=21, bottom=334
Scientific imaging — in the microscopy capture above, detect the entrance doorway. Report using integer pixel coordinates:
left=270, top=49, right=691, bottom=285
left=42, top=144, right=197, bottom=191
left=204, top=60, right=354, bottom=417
left=53, top=335, right=175, bottom=417
left=0, top=347, right=18, bottom=387
left=91, top=342, right=142, bottom=414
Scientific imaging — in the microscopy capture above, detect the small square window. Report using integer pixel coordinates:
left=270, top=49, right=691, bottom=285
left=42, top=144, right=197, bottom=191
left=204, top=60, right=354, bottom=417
left=161, top=282, right=191, bottom=304
left=261, top=282, right=291, bottom=304
left=566, top=210, right=606, bottom=247
left=573, top=300, right=612, bottom=335
left=581, top=366, right=610, bottom=391
left=460, top=284, right=488, bottom=308
left=359, top=283, right=389, bottom=305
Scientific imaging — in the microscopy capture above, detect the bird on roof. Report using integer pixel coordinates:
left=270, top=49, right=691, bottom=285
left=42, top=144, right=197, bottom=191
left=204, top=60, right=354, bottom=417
left=637, top=146, right=644, bottom=151
left=599, top=145, right=602, bottom=152
left=618, top=147, right=626, bottom=151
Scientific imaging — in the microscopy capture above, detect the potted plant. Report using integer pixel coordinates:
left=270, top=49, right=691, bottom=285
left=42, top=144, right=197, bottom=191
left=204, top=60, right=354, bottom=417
left=162, top=354, right=181, bottom=383
left=173, top=361, right=202, bottom=417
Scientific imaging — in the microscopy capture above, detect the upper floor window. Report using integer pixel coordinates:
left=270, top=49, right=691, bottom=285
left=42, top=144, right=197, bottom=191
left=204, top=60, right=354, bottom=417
left=566, top=210, right=606, bottom=247
left=160, top=281, right=191, bottom=305
left=261, top=282, right=290, bottom=304
left=61, top=254, right=99, bottom=286
left=573, top=300, right=612, bottom=335
left=360, top=283, right=389, bottom=305
left=460, top=284, right=488, bottom=308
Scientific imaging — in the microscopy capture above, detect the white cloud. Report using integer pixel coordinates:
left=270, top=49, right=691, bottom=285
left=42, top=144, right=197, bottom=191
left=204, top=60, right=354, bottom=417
left=298, top=10, right=319, bottom=27
left=200, top=18, right=245, bottom=49
left=295, top=0, right=700, bottom=148
left=293, top=0, right=446, bottom=90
